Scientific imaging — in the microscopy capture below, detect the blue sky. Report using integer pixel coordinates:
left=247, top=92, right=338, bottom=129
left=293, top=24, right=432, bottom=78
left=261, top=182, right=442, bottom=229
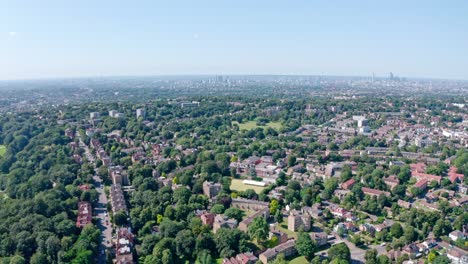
left=1, top=0, right=468, bottom=80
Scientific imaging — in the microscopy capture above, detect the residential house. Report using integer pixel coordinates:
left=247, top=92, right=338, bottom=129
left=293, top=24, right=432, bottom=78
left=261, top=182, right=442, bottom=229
left=341, top=178, right=356, bottom=190
left=223, top=253, right=258, bottom=264
left=269, top=229, right=288, bottom=244
left=115, top=228, right=135, bottom=264
left=411, top=172, right=441, bottom=185
left=288, top=210, right=311, bottom=232
left=374, top=221, right=391, bottom=233
left=109, top=166, right=129, bottom=186
left=110, top=184, right=128, bottom=214
left=203, top=181, right=222, bottom=199
left=200, top=212, right=215, bottom=227
left=449, top=167, right=465, bottom=183
left=402, top=243, right=421, bottom=259
left=384, top=176, right=400, bottom=190
left=76, top=202, right=92, bottom=228
left=302, top=204, right=323, bottom=218
left=231, top=198, right=269, bottom=211
left=447, top=249, right=468, bottom=264
left=310, top=232, right=328, bottom=246
left=259, top=240, right=296, bottom=264
left=398, top=200, right=412, bottom=209
left=330, top=206, right=347, bottom=218
left=213, top=215, right=238, bottom=233
left=239, top=208, right=270, bottom=232
left=449, top=231, right=466, bottom=242
left=359, top=223, right=376, bottom=237
left=362, top=187, right=391, bottom=197
left=414, top=179, right=428, bottom=191
left=344, top=222, right=358, bottom=232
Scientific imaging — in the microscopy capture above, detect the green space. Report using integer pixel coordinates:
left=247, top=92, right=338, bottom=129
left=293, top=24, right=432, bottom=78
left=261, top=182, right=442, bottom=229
left=277, top=218, right=298, bottom=239
left=0, top=145, right=6, bottom=157
left=289, top=256, right=308, bottom=264
left=230, top=178, right=265, bottom=194
left=232, top=121, right=282, bottom=131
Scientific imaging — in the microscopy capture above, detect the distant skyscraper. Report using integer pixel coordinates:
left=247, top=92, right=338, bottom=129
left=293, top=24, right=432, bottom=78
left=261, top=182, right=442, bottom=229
left=136, top=108, right=146, bottom=119
left=389, top=72, right=394, bottom=80
left=371, top=72, right=375, bottom=83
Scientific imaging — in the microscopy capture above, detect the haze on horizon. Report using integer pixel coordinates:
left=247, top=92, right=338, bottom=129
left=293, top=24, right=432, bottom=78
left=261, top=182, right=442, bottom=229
left=1, top=0, right=468, bottom=81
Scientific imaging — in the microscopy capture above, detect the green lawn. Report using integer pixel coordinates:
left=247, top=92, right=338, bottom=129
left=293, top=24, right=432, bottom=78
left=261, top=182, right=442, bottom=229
left=289, top=256, right=308, bottom=264
left=0, top=145, right=6, bottom=157
left=277, top=218, right=298, bottom=239
left=230, top=178, right=265, bottom=194
left=232, top=121, right=282, bottom=131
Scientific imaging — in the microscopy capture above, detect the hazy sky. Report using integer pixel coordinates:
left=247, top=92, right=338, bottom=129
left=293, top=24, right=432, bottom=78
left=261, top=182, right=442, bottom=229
left=2, top=0, right=468, bottom=80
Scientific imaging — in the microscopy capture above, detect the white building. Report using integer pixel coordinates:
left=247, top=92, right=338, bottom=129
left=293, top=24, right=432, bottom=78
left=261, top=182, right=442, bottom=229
left=90, top=112, right=100, bottom=119
left=109, top=110, right=118, bottom=117
left=136, top=108, right=146, bottom=119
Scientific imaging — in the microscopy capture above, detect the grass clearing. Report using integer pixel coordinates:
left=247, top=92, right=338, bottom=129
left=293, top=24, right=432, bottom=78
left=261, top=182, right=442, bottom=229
left=289, top=256, right=308, bottom=264
left=230, top=178, right=265, bottom=194
left=232, top=121, right=282, bottom=131
left=277, top=218, right=298, bottom=239
left=0, top=145, right=6, bottom=157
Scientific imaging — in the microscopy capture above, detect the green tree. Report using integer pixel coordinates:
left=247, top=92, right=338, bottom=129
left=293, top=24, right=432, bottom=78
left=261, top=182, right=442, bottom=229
left=377, top=255, right=391, bottom=264
left=296, top=232, right=316, bottom=260
left=427, top=251, right=437, bottom=263
left=175, top=230, right=195, bottom=260
left=270, top=199, right=279, bottom=215
left=215, top=228, right=249, bottom=258
left=270, top=254, right=288, bottom=264
left=196, top=250, right=214, bottom=264
left=72, top=250, right=93, bottom=264
left=433, top=255, right=451, bottom=264
left=403, top=225, right=416, bottom=243
left=328, top=243, right=351, bottom=261
left=30, top=253, right=48, bottom=264
left=210, top=204, right=225, bottom=214
left=248, top=217, right=269, bottom=243
left=113, top=211, right=128, bottom=226
left=365, top=249, right=378, bottom=264
left=390, top=223, right=403, bottom=238
left=224, top=208, right=245, bottom=222
left=287, top=155, right=297, bottom=167
left=9, top=256, right=26, bottom=264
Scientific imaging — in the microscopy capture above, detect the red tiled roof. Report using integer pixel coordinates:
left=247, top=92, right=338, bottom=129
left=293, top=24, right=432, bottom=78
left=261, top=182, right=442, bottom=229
left=448, top=167, right=464, bottom=183
left=414, top=179, right=428, bottom=188
left=410, top=163, right=426, bottom=173
left=341, top=178, right=356, bottom=189
left=76, top=201, right=92, bottom=228
left=411, top=172, right=441, bottom=184
left=362, top=187, right=390, bottom=197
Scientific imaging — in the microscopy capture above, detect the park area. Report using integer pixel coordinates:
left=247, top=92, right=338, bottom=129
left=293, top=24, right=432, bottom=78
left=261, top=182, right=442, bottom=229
left=232, top=121, right=282, bottom=131
left=230, top=178, right=265, bottom=194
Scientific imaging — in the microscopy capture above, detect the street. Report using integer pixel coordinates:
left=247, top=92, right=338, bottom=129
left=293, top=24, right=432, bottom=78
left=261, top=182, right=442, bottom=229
left=94, top=174, right=113, bottom=264
left=79, top=135, right=113, bottom=264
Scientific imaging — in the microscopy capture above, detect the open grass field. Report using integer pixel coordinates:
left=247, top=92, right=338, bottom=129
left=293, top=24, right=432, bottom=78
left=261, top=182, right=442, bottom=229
left=0, top=145, right=6, bottom=157
left=289, top=256, right=308, bottom=264
left=230, top=178, right=265, bottom=194
left=232, top=121, right=282, bottom=131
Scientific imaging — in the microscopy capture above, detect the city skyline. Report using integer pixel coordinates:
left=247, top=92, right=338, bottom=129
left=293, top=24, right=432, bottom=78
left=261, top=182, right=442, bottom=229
left=2, top=0, right=468, bottom=80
